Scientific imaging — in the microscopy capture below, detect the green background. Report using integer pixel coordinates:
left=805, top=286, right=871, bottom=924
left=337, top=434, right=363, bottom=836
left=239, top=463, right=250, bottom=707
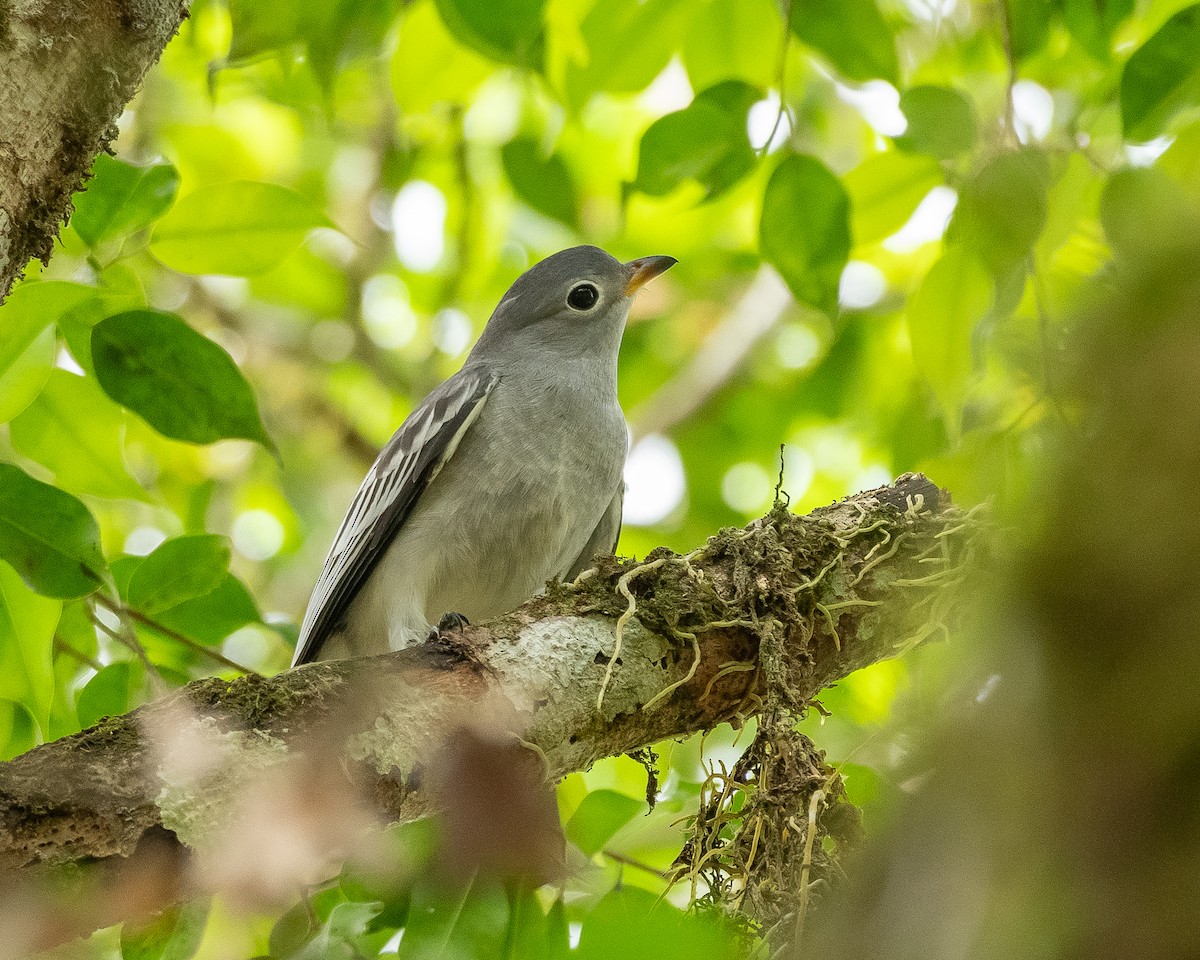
left=3, top=0, right=1200, bottom=955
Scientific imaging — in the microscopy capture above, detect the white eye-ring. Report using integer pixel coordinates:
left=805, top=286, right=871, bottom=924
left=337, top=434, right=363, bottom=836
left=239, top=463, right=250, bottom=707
left=567, top=283, right=599, bottom=310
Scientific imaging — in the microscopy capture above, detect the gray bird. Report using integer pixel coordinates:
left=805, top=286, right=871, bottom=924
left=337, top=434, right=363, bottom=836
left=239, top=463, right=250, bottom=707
left=291, top=245, right=676, bottom=666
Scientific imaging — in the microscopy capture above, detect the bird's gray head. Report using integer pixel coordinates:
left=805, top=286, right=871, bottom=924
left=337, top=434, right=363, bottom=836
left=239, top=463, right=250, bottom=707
left=471, top=245, right=676, bottom=361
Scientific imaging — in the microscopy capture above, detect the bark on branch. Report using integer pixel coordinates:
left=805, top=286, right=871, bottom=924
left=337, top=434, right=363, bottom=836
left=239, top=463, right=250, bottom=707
left=0, top=473, right=977, bottom=886
left=0, top=0, right=189, bottom=300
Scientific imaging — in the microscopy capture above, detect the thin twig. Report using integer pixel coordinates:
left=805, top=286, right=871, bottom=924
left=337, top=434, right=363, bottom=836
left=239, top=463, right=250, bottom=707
left=92, top=593, right=260, bottom=676
left=996, top=0, right=1018, bottom=143
left=758, top=0, right=795, bottom=156
left=86, top=599, right=168, bottom=695
left=450, top=105, right=476, bottom=306
left=125, top=607, right=260, bottom=676
left=52, top=635, right=102, bottom=672
left=602, top=849, right=669, bottom=879
left=1029, top=255, right=1068, bottom=421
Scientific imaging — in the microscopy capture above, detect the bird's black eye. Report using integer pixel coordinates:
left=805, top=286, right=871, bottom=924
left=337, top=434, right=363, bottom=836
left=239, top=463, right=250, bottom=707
left=567, top=283, right=599, bottom=311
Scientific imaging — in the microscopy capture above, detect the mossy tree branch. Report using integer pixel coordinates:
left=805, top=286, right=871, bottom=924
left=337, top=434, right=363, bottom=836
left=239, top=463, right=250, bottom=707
left=0, top=473, right=979, bottom=947
left=0, top=473, right=974, bottom=868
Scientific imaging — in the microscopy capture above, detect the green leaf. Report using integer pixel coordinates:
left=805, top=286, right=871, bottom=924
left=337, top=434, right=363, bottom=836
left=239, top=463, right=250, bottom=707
left=149, top=181, right=330, bottom=276
left=1099, top=166, right=1195, bottom=257
left=894, top=85, right=979, bottom=158
left=10, top=370, right=147, bottom=501
left=110, top=555, right=145, bottom=599
left=789, top=0, right=898, bottom=85
left=126, top=535, right=233, bottom=616
left=57, top=264, right=146, bottom=374
left=760, top=153, right=851, bottom=317
left=0, top=280, right=94, bottom=379
left=564, top=788, right=643, bottom=856
left=562, top=0, right=692, bottom=110
left=269, top=901, right=319, bottom=960
left=154, top=573, right=261, bottom=646
left=682, top=0, right=780, bottom=89
left=1161, top=119, right=1200, bottom=202
left=0, top=279, right=101, bottom=423
left=505, top=889, right=569, bottom=960
left=576, top=886, right=737, bottom=960
left=1121, top=4, right=1200, bottom=142
left=634, top=105, right=734, bottom=196
left=501, top=138, right=580, bottom=228
left=907, top=247, right=993, bottom=440
left=844, top=151, right=943, bottom=246
left=433, top=0, right=545, bottom=67
left=1036, top=151, right=1105, bottom=259
left=293, top=900, right=384, bottom=960
left=1063, top=0, right=1134, bottom=59
left=948, top=150, right=1049, bottom=273
left=0, top=561, right=62, bottom=740
left=227, top=0, right=305, bottom=61
left=0, top=463, right=107, bottom=599
left=306, top=1, right=402, bottom=91
left=395, top=878, right=508, bottom=960
left=72, top=155, right=180, bottom=248
left=120, top=900, right=211, bottom=960
left=1006, top=0, right=1051, bottom=61
left=229, top=0, right=400, bottom=88
left=91, top=310, right=276, bottom=451
left=632, top=81, right=760, bottom=199
left=391, top=0, right=493, bottom=113
left=53, top=601, right=100, bottom=736
left=77, top=661, right=147, bottom=730
left=0, top=325, right=55, bottom=426
left=0, top=699, right=39, bottom=761
left=544, top=898, right=570, bottom=960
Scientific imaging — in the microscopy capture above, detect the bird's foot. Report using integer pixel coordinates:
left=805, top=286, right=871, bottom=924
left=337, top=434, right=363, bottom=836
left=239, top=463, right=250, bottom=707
left=427, top=611, right=471, bottom=642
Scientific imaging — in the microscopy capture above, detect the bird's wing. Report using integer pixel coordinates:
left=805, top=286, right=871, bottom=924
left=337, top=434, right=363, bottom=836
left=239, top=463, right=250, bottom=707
left=564, top=481, right=624, bottom=582
left=291, top=366, right=500, bottom=667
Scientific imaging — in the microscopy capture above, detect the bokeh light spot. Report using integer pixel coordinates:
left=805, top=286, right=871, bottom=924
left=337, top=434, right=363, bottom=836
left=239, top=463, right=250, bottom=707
left=391, top=180, right=446, bottom=272
left=232, top=509, right=285, bottom=561
left=721, top=461, right=774, bottom=514
left=124, top=527, right=167, bottom=556
left=839, top=260, right=887, bottom=310
left=362, top=274, right=417, bottom=349
left=624, top=434, right=686, bottom=526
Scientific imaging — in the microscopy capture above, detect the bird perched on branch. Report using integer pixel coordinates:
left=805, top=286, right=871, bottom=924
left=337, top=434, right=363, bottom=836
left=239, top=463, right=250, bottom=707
left=291, top=245, right=676, bottom=666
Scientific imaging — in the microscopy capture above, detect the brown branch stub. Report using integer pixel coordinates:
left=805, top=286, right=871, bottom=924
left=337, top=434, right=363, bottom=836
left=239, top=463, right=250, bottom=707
left=0, top=0, right=190, bottom=301
left=0, top=473, right=980, bottom=894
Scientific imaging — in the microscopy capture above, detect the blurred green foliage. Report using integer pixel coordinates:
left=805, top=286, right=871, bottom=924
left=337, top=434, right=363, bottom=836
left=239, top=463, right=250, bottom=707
left=3, top=0, right=1200, bottom=956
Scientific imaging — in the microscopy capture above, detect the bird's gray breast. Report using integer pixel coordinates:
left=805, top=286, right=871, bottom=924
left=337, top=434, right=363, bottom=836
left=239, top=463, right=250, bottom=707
left=402, top=368, right=626, bottom=626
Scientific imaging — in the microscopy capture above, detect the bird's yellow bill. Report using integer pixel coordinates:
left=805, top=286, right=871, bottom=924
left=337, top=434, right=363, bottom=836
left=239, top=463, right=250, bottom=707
left=624, top=255, right=678, bottom=295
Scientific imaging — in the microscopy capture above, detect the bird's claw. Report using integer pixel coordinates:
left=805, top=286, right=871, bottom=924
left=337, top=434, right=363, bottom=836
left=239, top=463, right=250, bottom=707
left=428, top=611, right=471, bottom=641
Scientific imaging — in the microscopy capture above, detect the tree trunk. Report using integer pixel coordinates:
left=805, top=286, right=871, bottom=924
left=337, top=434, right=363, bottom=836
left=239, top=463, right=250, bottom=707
left=0, top=0, right=189, bottom=301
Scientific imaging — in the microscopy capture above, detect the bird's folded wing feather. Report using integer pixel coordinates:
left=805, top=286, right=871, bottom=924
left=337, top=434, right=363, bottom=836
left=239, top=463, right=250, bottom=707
left=291, top=365, right=500, bottom=667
